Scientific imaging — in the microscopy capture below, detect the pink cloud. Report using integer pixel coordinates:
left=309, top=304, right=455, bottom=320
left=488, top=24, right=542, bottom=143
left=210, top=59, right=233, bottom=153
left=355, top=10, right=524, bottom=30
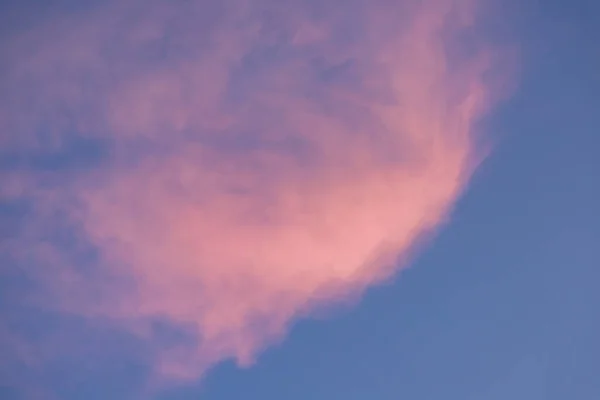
left=1, top=0, right=515, bottom=389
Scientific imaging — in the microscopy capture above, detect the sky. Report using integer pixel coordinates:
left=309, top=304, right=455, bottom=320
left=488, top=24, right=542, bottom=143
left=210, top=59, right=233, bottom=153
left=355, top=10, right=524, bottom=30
left=0, top=0, right=598, bottom=399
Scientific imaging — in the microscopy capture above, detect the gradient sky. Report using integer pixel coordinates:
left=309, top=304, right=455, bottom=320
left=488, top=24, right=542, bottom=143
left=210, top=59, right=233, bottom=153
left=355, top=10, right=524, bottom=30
left=1, top=0, right=599, bottom=399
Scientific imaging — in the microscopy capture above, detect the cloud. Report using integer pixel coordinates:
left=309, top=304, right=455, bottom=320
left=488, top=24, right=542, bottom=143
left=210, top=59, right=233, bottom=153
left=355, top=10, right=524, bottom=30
left=1, top=0, right=514, bottom=390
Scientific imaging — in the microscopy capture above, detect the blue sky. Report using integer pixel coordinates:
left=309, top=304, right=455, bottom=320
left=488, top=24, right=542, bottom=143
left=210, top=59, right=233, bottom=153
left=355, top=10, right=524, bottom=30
left=1, top=0, right=599, bottom=399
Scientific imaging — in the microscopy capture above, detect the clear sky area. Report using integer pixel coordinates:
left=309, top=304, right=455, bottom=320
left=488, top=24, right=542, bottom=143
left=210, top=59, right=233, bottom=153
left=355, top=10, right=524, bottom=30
left=1, top=0, right=598, bottom=399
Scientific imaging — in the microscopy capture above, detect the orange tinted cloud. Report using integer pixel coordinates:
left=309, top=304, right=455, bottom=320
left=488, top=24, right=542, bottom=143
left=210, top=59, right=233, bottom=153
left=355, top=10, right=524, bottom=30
left=1, top=0, right=513, bottom=387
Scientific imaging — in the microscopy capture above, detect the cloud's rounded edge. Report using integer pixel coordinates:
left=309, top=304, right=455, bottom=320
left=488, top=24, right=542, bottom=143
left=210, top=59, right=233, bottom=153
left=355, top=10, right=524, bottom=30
left=0, top=0, right=518, bottom=394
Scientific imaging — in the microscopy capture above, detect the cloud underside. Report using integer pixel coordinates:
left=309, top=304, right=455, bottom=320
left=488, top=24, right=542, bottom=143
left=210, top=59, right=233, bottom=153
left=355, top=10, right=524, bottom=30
left=1, top=0, right=508, bottom=385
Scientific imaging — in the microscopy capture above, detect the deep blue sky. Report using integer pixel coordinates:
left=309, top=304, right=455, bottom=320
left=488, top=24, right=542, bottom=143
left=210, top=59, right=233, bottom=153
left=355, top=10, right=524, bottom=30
left=1, top=0, right=599, bottom=399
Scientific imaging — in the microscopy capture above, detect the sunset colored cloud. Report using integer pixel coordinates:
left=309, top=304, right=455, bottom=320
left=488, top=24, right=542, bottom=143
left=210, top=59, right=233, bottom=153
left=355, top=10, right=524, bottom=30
left=0, top=0, right=513, bottom=389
